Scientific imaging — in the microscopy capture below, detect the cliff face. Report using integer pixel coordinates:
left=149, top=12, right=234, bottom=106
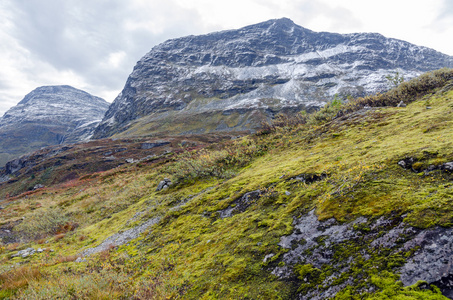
left=93, top=18, right=453, bottom=138
left=0, top=85, right=108, bottom=166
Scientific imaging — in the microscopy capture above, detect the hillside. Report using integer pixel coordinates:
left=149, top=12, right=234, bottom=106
left=0, top=69, right=453, bottom=299
left=0, top=86, right=109, bottom=167
left=93, top=18, right=453, bottom=139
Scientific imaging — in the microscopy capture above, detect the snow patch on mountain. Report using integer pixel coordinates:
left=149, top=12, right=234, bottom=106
left=93, top=18, right=453, bottom=138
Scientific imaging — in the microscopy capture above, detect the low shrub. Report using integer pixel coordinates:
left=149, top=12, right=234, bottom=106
left=167, top=137, right=267, bottom=183
left=14, top=208, right=70, bottom=240
left=337, top=68, right=453, bottom=117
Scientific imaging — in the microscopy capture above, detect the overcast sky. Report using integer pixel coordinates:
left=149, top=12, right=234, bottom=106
left=0, top=0, right=452, bottom=116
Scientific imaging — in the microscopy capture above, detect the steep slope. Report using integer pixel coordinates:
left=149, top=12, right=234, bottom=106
left=93, top=18, right=453, bottom=138
left=0, top=85, right=109, bottom=166
left=0, top=69, right=452, bottom=299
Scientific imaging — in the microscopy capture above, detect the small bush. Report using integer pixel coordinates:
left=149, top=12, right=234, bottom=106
left=14, top=208, right=70, bottom=240
left=55, top=255, right=78, bottom=264
left=167, top=137, right=267, bottom=183
left=307, top=94, right=344, bottom=125
left=260, top=112, right=308, bottom=134
left=261, top=94, right=345, bottom=133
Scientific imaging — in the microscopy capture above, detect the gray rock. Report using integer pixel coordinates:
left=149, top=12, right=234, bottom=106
left=442, top=162, right=453, bottom=172
left=156, top=178, right=172, bottom=191
left=288, top=173, right=327, bottom=184
left=11, top=247, right=36, bottom=258
left=400, top=227, right=453, bottom=293
left=263, top=253, right=275, bottom=263
left=0, top=175, right=10, bottom=184
left=141, top=141, right=170, bottom=149
left=398, top=157, right=415, bottom=169
left=33, top=184, right=44, bottom=190
left=80, top=217, right=160, bottom=257
left=400, top=160, right=453, bottom=174
left=75, top=257, right=86, bottom=263
left=397, top=100, right=407, bottom=107
left=267, top=209, right=453, bottom=299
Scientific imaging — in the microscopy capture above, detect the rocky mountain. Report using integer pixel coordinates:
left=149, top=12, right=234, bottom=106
left=0, top=85, right=109, bottom=166
left=93, top=18, right=453, bottom=138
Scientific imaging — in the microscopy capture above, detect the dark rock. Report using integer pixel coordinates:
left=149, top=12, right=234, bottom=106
left=156, top=178, right=172, bottom=191
left=432, top=274, right=453, bottom=298
left=218, top=190, right=262, bottom=218
left=288, top=173, right=327, bottom=184
left=442, top=162, right=453, bottom=172
left=399, top=159, right=453, bottom=174
left=397, top=157, right=415, bottom=170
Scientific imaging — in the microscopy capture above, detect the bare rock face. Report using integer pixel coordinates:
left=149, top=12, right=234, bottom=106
left=93, top=18, right=453, bottom=138
left=0, top=85, right=109, bottom=166
left=268, top=210, right=453, bottom=299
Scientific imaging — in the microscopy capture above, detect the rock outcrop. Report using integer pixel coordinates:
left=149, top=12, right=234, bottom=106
left=271, top=210, right=453, bottom=299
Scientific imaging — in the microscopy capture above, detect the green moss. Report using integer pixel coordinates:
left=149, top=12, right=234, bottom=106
left=363, top=273, right=447, bottom=299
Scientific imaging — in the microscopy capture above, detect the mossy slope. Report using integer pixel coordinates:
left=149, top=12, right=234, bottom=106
left=0, top=69, right=452, bottom=299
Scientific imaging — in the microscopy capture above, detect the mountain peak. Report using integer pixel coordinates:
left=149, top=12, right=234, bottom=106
left=0, top=86, right=109, bottom=166
left=93, top=19, right=453, bottom=139
left=18, top=85, right=95, bottom=106
left=258, top=17, right=296, bottom=27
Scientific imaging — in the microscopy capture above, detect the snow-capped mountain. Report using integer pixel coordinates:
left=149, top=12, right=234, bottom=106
left=0, top=85, right=109, bottom=166
left=93, top=18, right=453, bottom=138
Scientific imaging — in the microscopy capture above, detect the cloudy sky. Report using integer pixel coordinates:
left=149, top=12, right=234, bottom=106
left=0, top=0, right=452, bottom=116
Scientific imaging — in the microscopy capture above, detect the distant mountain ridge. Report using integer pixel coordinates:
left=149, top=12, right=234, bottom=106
left=0, top=85, right=109, bottom=166
left=93, top=18, right=453, bottom=138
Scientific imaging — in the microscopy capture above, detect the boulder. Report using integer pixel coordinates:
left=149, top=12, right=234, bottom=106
left=156, top=178, right=172, bottom=191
